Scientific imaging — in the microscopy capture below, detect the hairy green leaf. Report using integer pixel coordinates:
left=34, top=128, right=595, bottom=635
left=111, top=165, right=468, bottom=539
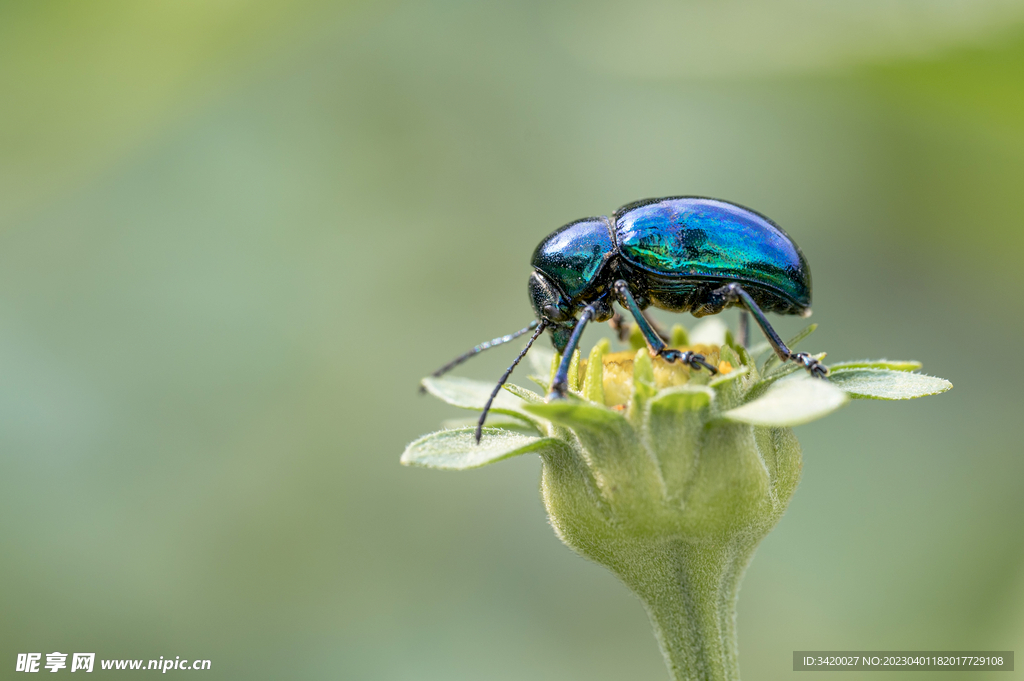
left=502, top=383, right=544, bottom=403
left=401, top=427, right=562, bottom=470
left=422, top=375, right=522, bottom=411
left=828, top=368, right=952, bottom=399
left=828, top=359, right=923, bottom=372
left=722, top=376, right=847, bottom=426
left=524, top=397, right=626, bottom=430
left=440, top=416, right=540, bottom=435
left=420, top=376, right=540, bottom=426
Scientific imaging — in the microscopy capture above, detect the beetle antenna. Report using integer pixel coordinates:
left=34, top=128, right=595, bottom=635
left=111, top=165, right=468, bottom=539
left=475, top=320, right=547, bottom=443
left=423, top=321, right=540, bottom=388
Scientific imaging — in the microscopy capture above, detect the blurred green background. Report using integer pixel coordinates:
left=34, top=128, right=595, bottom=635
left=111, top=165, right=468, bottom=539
left=1, top=1, right=1022, bottom=679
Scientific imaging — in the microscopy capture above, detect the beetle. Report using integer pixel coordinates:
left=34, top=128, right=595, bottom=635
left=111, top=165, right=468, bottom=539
left=427, top=196, right=827, bottom=442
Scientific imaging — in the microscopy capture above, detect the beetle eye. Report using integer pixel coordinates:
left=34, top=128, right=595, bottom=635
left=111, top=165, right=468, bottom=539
left=543, top=305, right=568, bottom=322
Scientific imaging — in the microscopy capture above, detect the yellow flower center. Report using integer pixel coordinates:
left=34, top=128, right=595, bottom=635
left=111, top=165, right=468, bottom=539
left=580, top=345, right=732, bottom=407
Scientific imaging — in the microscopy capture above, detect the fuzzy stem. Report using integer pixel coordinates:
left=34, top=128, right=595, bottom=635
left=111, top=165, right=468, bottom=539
left=622, top=539, right=758, bottom=681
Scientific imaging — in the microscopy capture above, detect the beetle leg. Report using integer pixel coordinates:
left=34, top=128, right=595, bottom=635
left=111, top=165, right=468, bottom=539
left=642, top=310, right=671, bottom=343
left=738, top=310, right=750, bottom=348
left=613, top=280, right=717, bottom=375
left=549, top=304, right=597, bottom=399
left=711, top=283, right=828, bottom=378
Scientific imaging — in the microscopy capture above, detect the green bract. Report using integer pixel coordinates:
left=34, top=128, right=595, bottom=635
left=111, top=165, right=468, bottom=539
left=403, top=321, right=951, bottom=681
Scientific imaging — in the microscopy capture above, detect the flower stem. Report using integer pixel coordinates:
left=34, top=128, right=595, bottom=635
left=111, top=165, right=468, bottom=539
left=623, top=539, right=757, bottom=681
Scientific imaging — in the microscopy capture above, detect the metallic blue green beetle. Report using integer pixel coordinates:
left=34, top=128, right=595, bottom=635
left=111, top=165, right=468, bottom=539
left=429, top=196, right=827, bottom=441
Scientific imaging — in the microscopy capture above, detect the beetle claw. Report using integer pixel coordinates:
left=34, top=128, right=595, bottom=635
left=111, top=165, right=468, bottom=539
left=791, top=352, right=829, bottom=378
left=660, top=349, right=718, bottom=375
left=690, top=355, right=719, bottom=375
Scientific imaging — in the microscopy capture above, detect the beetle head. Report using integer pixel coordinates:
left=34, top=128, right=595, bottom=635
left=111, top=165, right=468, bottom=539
left=528, top=270, right=573, bottom=323
left=529, top=271, right=579, bottom=351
